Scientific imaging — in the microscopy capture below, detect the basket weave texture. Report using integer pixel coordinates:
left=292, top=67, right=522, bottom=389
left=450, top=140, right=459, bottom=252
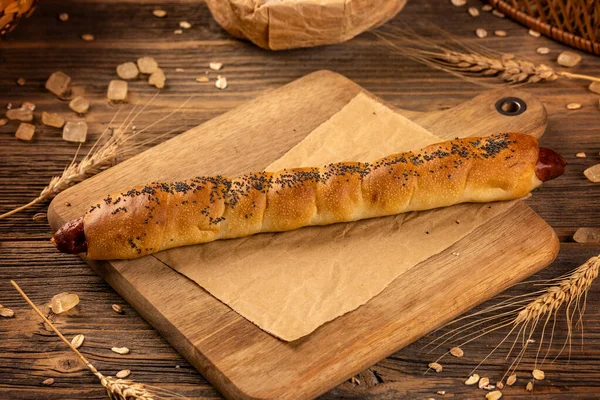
left=489, top=0, right=600, bottom=55
left=0, top=0, right=37, bottom=37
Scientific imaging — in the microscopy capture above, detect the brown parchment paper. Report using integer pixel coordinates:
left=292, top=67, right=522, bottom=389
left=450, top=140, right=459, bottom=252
left=204, top=0, right=408, bottom=50
left=155, top=93, right=519, bottom=341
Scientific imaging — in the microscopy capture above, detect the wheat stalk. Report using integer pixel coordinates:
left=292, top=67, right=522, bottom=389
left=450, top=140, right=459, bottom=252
left=374, top=26, right=600, bottom=85
left=11, top=280, right=186, bottom=399
left=425, top=255, right=599, bottom=382
left=0, top=95, right=193, bottom=220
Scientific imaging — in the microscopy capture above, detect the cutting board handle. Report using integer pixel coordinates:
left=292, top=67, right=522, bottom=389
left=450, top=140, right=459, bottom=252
left=396, top=88, right=547, bottom=140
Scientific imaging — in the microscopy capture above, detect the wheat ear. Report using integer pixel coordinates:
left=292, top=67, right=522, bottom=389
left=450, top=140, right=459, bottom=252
left=374, top=26, right=600, bottom=85
left=425, top=255, right=599, bottom=380
left=0, top=94, right=194, bottom=220
left=11, top=280, right=187, bottom=399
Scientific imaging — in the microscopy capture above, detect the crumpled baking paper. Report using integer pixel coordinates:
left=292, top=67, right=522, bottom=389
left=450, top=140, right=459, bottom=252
left=155, top=93, right=519, bottom=341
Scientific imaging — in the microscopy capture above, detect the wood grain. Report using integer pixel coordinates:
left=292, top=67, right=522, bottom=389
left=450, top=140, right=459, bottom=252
left=46, top=70, right=558, bottom=399
left=1, top=0, right=599, bottom=399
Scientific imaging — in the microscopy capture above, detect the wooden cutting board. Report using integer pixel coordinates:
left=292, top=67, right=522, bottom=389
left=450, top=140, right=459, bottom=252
left=47, top=70, right=558, bottom=400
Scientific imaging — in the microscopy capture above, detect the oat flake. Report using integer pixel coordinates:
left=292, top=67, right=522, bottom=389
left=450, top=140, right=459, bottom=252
left=215, top=75, right=228, bottom=90
left=111, top=347, right=130, bottom=355
left=428, top=362, right=443, bottom=372
left=465, top=374, right=480, bottom=385
left=449, top=346, right=463, bottom=357
left=116, top=369, right=131, bottom=379
left=71, top=334, right=85, bottom=349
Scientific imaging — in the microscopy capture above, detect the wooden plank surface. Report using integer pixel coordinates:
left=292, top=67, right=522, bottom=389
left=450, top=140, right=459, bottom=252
left=45, top=70, right=558, bottom=400
left=1, top=0, right=599, bottom=399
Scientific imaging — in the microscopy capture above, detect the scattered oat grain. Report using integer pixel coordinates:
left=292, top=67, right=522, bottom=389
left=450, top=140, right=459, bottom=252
left=486, top=391, right=502, bottom=400
left=6, top=103, right=11, bottom=109
left=465, top=374, right=480, bottom=385
left=494, top=30, right=507, bottom=37
left=81, top=33, right=95, bottom=41
left=468, top=7, right=479, bottom=17
left=196, top=76, right=209, bottom=83
left=428, top=362, right=443, bottom=373
left=506, top=374, right=517, bottom=386
left=174, top=29, right=183, bottom=34
left=537, top=47, right=550, bottom=55
left=111, top=347, right=130, bottom=355
left=566, top=103, right=582, bottom=110
left=496, top=382, right=504, bottom=390
left=179, top=21, right=191, bottom=29
left=482, top=4, right=492, bottom=11
left=0, top=308, right=14, bottom=318
left=437, top=390, right=446, bottom=395
left=58, top=13, right=69, bottom=22
left=475, top=28, right=488, bottom=38
left=175, top=68, right=185, bottom=72
left=15, top=123, right=35, bottom=141
left=484, top=385, right=496, bottom=390
left=116, top=369, right=131, bottom=379
left=215, top=75, right=228, bottom=90
left=526, top=381, right=533, bottom=392
left=32, top=213, right=47, bottom=222
left=576, top=152, right=586, bottom=158
left=532, top=369, right=545, bottom=380
left=451, top=251, right=460, bottom=256
left=557, top=51, right=581, bottom=67
left=71, top=334, right=85, bottom=349
left=492, top=10, right=505, bottom=18
left=449, top=347, right=463, bottom=357
left=451, top=0, right=466, bottom=6
left=479, top=377, right=490, bottom=389
left=528, top=29, right=541, bottom=37
left=0, top=118, right=7, bottom=127
left=112, top=304, right=123, bottom=314
left=153, top=9, right=167, bottom=18
left=16, top=77, right=25, bottom=86
left=209, top=62, right=223, bottom=71
left=42, top=378, right=54, bottom=386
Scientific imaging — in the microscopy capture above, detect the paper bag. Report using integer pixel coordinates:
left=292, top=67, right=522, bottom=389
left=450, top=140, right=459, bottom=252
left=204, top=0, right=408, bottom=50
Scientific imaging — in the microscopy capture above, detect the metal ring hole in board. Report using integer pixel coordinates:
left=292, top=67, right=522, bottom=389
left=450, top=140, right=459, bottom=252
left=495, top=97, right=527, bottom=116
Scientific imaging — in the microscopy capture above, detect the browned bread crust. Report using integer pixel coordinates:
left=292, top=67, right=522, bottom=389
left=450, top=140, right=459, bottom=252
left=83, top=133, right=542, bottom=259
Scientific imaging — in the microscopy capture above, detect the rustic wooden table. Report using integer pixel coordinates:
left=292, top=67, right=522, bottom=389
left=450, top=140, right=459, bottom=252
left=1, top=1, right=599, bottom=399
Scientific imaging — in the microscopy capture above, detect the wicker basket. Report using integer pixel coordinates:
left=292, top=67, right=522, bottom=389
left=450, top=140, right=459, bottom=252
left=489, top=0, right=600, bottom=55
left=0, top=0, right=37, bottom=37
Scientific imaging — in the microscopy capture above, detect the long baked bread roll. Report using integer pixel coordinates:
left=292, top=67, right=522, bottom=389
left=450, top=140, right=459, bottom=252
left=52, top=133, right=566, bottom=260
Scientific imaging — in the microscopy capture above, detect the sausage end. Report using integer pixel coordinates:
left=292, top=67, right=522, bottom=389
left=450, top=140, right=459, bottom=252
left=535, top=147, right=567, bottom=182
left=52, top=216, right=88, bottom=254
